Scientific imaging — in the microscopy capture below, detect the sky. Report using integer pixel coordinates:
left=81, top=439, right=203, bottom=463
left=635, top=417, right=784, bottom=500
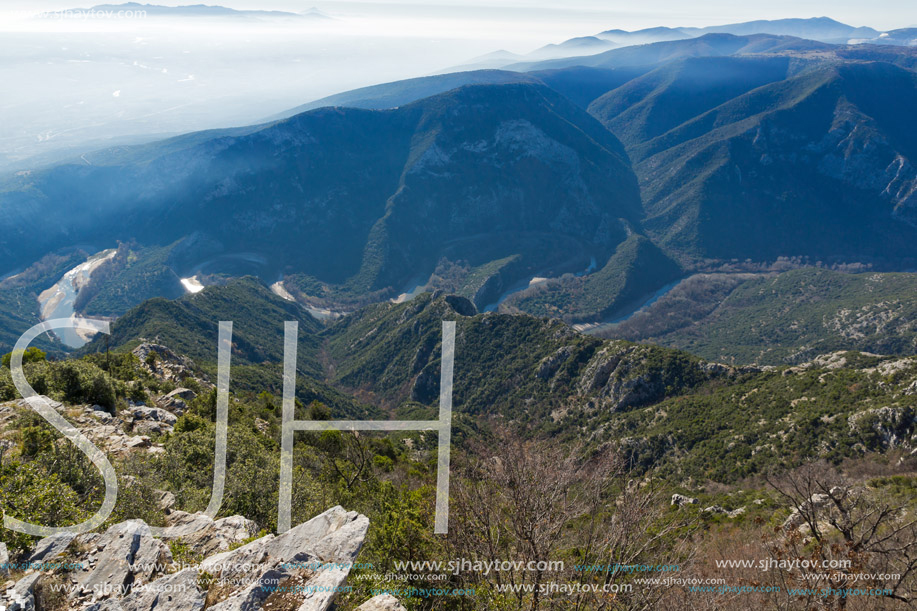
left=1, top=0, right=915, bottom=34
left=0, top=0, right=914, bottom=171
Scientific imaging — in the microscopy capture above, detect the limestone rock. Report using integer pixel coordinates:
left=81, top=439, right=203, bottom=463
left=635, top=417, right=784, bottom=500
left=129, top=406, right=177, bottom=426
left=132, top=344, right=203, bottom=386
left=156, top=388, right=197, bottom=414
left=85, top=568, right=205, bottom=611
left=27, top=533, right=75, bottom=565
left=536, top=346, right=573, bottom=380
left=0, top=542, right=9, bottom=578
left=3, top=572, right=41, bottom=611
left=161, top=511, right=258, bottom=557
left=2, top=506, right=369, bottom=611
left=356, top=594, right=408, bottom=610
left=155, top=490, right=176, bottom=512
left=200, top=506, right=368, bottom=610
left=671, top=494, right=698, bottom=506
left=73, top=520, right=171, bottom=600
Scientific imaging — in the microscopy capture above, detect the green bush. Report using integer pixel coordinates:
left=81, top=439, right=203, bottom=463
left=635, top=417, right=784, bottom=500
left=1, top=347, right=47, bottom=369
left=51, top=360, right=116, bottom=408
left=20, top=426, right=54, bottom=457
left=0, top=461, right=84, bottom=554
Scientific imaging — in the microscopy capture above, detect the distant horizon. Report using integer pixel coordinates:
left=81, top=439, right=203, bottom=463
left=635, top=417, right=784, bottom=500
left=1, top=0, right=913, bottom=172
left=1, top=0, right=915, bottom=35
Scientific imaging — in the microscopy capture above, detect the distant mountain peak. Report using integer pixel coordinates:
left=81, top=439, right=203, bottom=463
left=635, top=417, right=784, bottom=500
left=58, top=3, right=315, bottom=19
left=299, top=6, right=332, bottom=19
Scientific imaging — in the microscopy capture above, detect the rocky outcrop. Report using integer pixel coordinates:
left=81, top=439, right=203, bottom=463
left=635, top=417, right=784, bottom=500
left=443, top=295, right=476, bottom=317
left=356, top=594, right=408, bottom=610
left=3, top=397, right=166, bottom=458
left=131, top=344, right=206, bottom=388
left=782, top=487, right=846, bottom=531
left=2, top=506, right=369, bottom=611
left=160, top=512, right=258, bottom=557
left=848, top=406, right=916, bottom=450
left=86, top=568, right=204, bottom=611
left=26, top=533, right=75, bottom=565
left=577, top=343, right=705, bottom=411
left=3, top=572, right=41, bottom=611
left=671, top=494, right=698, bottom=506
left=72, top=520, right=173, bottom=604
left=155, top=388, right=197, bottom=415
left=199, top=506, right=368, bottom=611
left=536, top=346, right=574, bottom=380
left=128, top=406, right=177, bottom=436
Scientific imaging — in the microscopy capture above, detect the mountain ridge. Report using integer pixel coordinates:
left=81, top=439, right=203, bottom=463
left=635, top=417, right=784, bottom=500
left=0, top=83, right=642, bottom=313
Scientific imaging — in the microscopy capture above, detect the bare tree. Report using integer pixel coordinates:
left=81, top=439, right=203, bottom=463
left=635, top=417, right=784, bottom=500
left=765, top=461, right=917, bottom=609
left=317, top=430, right=371, bottom=490
left=449, top=431, right=693, bottom=610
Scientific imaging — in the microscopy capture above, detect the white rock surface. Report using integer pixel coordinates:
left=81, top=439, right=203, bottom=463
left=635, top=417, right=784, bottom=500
left=73, top=520, right=172, bottom=601
left=160, top=511, right=258, bottom=557
left=0, top=542, right=9, bottom=578
left=3, top=572, right=41, bottom=611
left=27, top=533, right=75, bottom=564
left=9, top=506, right=368, bottom=611
left=356, top=594, right=408, bottom=611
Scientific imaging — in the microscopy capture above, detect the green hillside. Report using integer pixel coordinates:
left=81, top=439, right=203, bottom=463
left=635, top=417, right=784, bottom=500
left=74, top=284, right=917, bottom=484
left=607, top=268, right=917, bottom=365
left=503, top=234, right=683, bottom=322
left=0, top=83, right=641, bottom=312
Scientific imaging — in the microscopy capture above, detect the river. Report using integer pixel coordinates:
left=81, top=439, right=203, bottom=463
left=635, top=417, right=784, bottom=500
left=573, top=279, right=682, bottom=335
left=37, top=249, right=117, bottom=348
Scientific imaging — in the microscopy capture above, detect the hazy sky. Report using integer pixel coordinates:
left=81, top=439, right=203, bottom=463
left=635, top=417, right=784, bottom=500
left=2, top=0, right=915, bottom=33
left=1, top=0, right=914, bottom=169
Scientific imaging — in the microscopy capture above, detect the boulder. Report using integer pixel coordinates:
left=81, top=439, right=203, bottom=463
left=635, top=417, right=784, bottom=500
left=0, top=542, right=9, bottom=578
left=3, top=572, right=41, bottom=611
left=155, top=490, right=176, bottom=512
left=129, top=407, right=177, bottom=436
left=27, top=533, right=75, bottom=565
left=73, top=520, right=171, bottom=600
left=123, top=436, right=152, bottom=450
left=294, top=566, right=351, bottom=611
left=356, top=594, right=408, bottom=610
left=156, top=388, right=197, bottom=414
left=161, top=511, right=258, bottom=557
left=199, top=506, right=369, bottom=610
left=129, top=407, right=177, bottom=425
left=2, top=506, right=368, bottom=611
left=207, top=552, right=317, bottom=611
left=88, top=408, right=114, bottom=423
left=85, top=568, right=205, bottom=611
left=671, top=494, right=698, bottom=506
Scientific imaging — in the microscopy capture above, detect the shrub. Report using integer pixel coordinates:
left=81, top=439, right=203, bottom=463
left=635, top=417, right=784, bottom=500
left=1, top=347, right=46, bottom=369
left=50, top=360, right=116, bottom=408
left=0, top=461, right=84, bottom=554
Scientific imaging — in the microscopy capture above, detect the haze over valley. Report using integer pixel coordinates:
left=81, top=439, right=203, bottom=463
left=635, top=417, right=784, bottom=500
left=2, top=4, right=917, bottom=610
